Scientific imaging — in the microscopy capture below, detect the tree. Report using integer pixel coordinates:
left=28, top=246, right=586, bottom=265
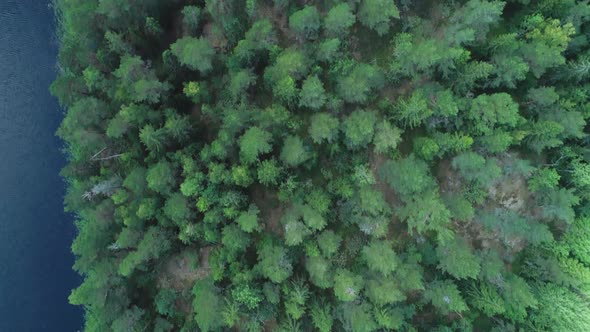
left=317, top=38, right=341, bottom=62
left=424, top=280, right=468, bottom=315
left=229, top=69, right=255, bottom=102
left=338, top=302, right=378, bottom=332
left=182, top=6, right=200, bottom=34
left=163, top=193, right=190, bottom=226
left=333, top=269, right=364, bottom=302
left=310, top=301, right=334, bottom=332
left=299, top=75, right=327, bottom=110
left=258, top=242, right=293, bottom=283
left=119, top=227, right=172, bottom=276
left=413, top=137, right=440, bottom=160
left=529, top=283, right=590, bottom=331
left=380, top=155, right=435, bottom=196
left=373, top=120, right=402, bottom=154
left=397, top=190, right=453, bottom=243
left=342, top=110, right=377, bottom=149
left=155, top=288, right=177, bottom=317
left=289, top=6, right=321, bottom=40
left=337, top=64, right=384, bottom=104
left=193, top=277, right=223, bottom=332
left=365, top=276, right=405, bottom=305
left=309, top=113, right=339, bottom=144
left=362, top=240, right=398, bottom=276
left=140, top=124, right=166, bottom=153
left=257, top=159, right=282, bottom=186
left=520, top=15, right=575, bottom=78
left=280, top=135, right=309, bottom=167
left=539, top=188, right=580, bottom=224
left=436, top=237, right=481, bottom=279
left=479, top=209, right=553, bottom=247
left=446, top=0, right=505, bottom=45
left=451, top=152, right=501, bottom=187
left=222, top=224, right=251, bottom=255
left=466, top=93, right=520, bottom=134
left=239, top=127, right=273, bottom=164
left=170, top=37, right=214, bottom=73
left=358, top=0, right=400, bottom=35
left=146, top=161, right=176, bottom=195
left=111, top=306, right=146, bottom=332
left=396, top=90, right=433, bottom=128
left=306, top=255, right=333, bottom=288
left=325, top=4, right=355, bottom=37
left=317, top=230, right=342, bottom=257
left=237, top=205, right=260, bottom=233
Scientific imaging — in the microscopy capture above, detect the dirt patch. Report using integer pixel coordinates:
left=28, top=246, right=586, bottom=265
left=257, top=3, right=295, bottom=48
left=158, top=246, right=214, bottom=314
left=249, top=185, right=285, bottom=236
left=203, top=22, right=229, bottom=51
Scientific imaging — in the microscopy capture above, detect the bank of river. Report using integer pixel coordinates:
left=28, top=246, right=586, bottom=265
left=0, top=1, right=82, bottom=330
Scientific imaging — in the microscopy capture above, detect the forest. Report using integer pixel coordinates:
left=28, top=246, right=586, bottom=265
left=52, top=0, right=590, bottom=331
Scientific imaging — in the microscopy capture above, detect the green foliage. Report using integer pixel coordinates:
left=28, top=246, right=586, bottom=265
left=325, top=4, right=355, bottom=37
left=362, top=240, right=398, bottom=276
left=306, top=255, right=333, bottom=288
left=170, top=37, right=214, bottom=73
left=310, top=301, right=333, bottom=332
left=146, top=161, right=176, bottom=195
left=396, top=90, right=433, bottom=128
left=193, top=277, right=223, bottom=332
left=289, top=6, right=321, bottom=40
left=317, top=230, right=342, bottom=257
left=467, top=93, right=520, bottom=135
left=366, top=275, right=405, bottom=306
left=309, top=113, right=339, bottom=144
left=237, top=205, right=260, bottom=233
left=239, top=127, right=273, bottom=164
left=381, top=155, right=435, bottom=197
left=155, top=288, right=177, bottom=317
left=258, top=242, right=293, bottom=283
left=333, top=269, right=364, bottom=302
left=529, top=283, right=590, bottom=331
left=424, top=280, right=468, bottom=315
left=436, top=237, right=481, bottom=279
left=358, top=0, right=400, bottom=35
left=299, top=75, right=326, bottom=110
left=397, top=190, right=453, bottom=243
left=452, top=152, right=501, bottom=187
left=342, top=110, right=377, bottom=149
left=373, top=120, right=402, bottom=154
left=257, top=159, right=282, bottom=186
left=280, top=135, right=309, bottom=167
left=119, top=227, right=171, bottom=276
left=337, top=64, right=384, bottom=104
left=181, top=6, right=200, bottom=34
left=164, top=193, right=190, bottom=225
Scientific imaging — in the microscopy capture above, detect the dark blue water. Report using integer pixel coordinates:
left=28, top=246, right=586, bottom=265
left=0, top=1, right=82, bottom=331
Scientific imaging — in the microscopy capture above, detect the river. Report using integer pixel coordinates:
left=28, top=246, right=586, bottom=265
left=0, top=1, right=83, bottom=331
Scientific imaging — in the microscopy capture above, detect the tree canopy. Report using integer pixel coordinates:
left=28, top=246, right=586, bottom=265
left=53, top=0, right=590, bottom=330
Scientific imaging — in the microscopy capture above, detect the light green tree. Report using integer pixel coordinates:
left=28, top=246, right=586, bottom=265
left=309, top=113, right=339, bottom=144
left=170, top=37, right=214, bottom=73
left=325, top=4, right=355, bottom=37
left=342, top=110, right=377, bottom=149
left=436, top=237, right=481, bottom=279
left=239, top=127, right=273, bottom=164
left=299, top=75, right=327, bottom=110
left=358, top=0, right=400, bottom=35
